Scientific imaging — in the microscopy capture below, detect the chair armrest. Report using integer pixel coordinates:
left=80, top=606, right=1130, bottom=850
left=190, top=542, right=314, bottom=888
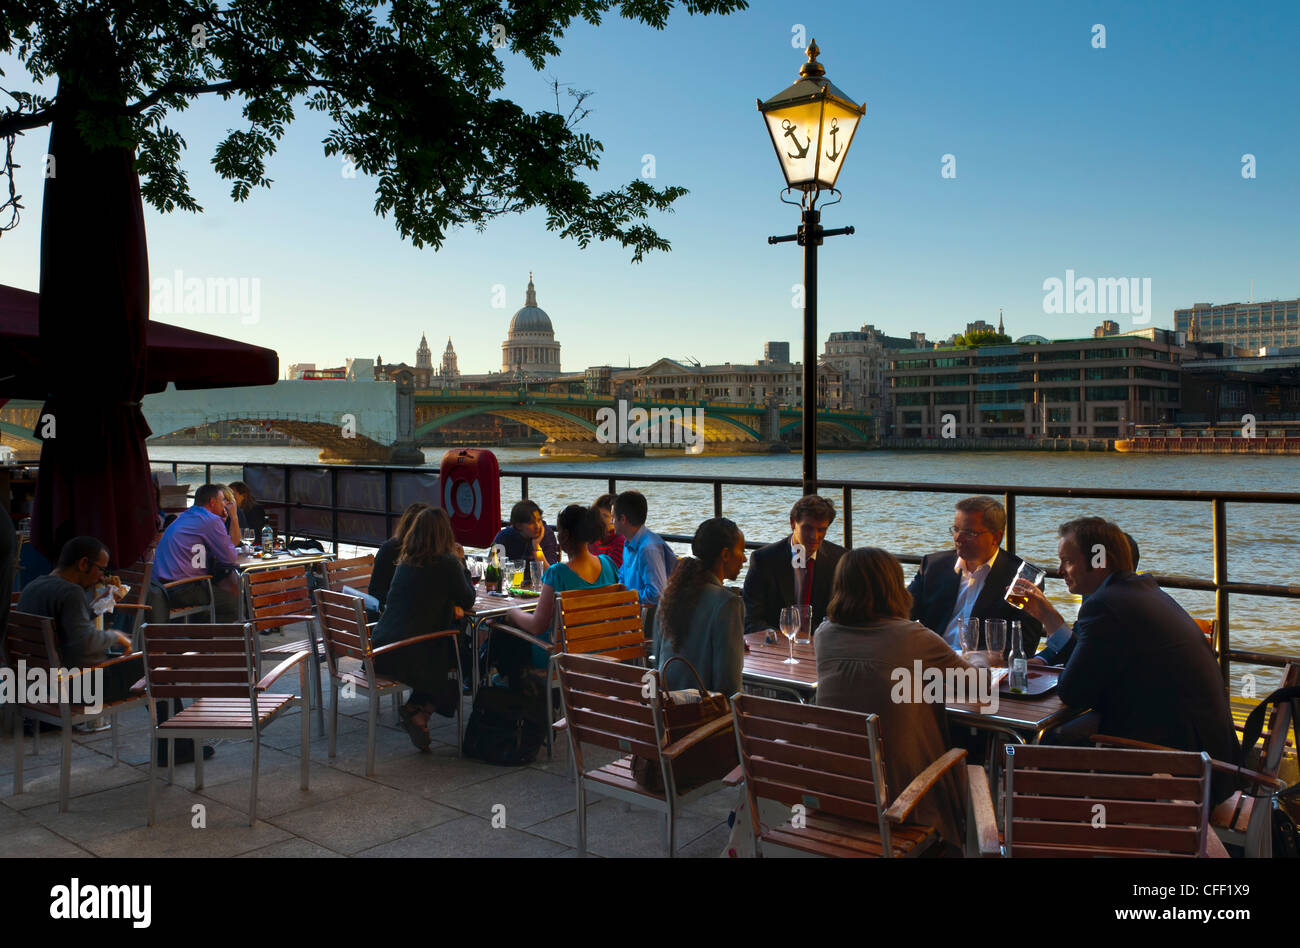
left=130, top=677, right=147, bottom=693
left=1205, top=830, right=1231, bottom=858
left=488, top=621, right=553, bottom=653
left=1092, top=733, right=1283, bottom=788
left=111, top=603, right=152, bottom=611
left=75, top=651, right=144, bottom=673
left=368, top=628, right=460, bottom=658
left=965, top=764, right=1001, bottom=857
left=161, top=576, right=211, bottom=590
left=662, top=714, right=733, bottom=760
left=722, top=765, right=745, bottom=787
left=552, top=717, right=568, bottom=732
left=256, top=649, right=311, bottom=690
left=884, top=747, right=968, bottom=825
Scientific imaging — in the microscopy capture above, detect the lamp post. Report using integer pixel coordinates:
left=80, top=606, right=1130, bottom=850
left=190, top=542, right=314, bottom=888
left=759, top=41, right=865, bottom=495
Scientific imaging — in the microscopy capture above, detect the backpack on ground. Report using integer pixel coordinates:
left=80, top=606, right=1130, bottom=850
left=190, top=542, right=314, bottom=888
left=462, top=676, right=547, bottom=766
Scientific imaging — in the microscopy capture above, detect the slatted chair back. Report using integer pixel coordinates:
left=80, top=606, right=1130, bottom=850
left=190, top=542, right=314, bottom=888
left=730, top=693, right=893, bottom=854
left=244, top=564, right=316, bottom=634
left=5, top=611, right=60, bottom=678
left=556, top=586, right=645, bottom=662
left=323, top=555, right=374, bottom=596
left=554, top=652, right=665, bottom=777
left=314, top=588, right=374, bottom=681
left=141, top=623, right=257, bottom=707
left=1003, top=745, right=1214, bottom=857
left=114, top=555, right=156, bottom=647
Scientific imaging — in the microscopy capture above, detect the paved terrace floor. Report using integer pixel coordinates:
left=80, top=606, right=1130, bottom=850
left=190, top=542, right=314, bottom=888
left=0, top=624, right=737, bottom=858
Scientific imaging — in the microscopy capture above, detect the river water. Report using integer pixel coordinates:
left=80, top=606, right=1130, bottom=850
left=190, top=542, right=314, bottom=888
left=150, top=444, right=1300, bottom=689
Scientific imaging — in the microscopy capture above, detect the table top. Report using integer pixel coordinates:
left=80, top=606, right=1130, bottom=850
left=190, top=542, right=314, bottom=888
left=235, top=550, right=335, bottom=572
left=469, top=589, right=540, bottom=618
left=741, top=633, right=1082, bottom=737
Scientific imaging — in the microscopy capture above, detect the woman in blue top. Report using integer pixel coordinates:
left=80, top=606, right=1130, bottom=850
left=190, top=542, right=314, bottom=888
left=501, top=504, right=617, bottom=675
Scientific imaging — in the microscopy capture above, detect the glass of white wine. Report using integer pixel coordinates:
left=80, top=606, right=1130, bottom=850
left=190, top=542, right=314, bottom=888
left=779, top=606, right=801, bottom=665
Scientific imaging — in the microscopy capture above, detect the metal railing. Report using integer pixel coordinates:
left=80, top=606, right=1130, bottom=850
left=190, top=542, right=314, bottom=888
left=151, top=458, right=1300, bottom=684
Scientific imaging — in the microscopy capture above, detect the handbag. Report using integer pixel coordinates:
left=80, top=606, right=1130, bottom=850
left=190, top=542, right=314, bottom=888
left=1239, top=684, right=1300, bottom=858
left=461, top=679, right=546, bottom=766
left=632, top=656, right=737, bottom=793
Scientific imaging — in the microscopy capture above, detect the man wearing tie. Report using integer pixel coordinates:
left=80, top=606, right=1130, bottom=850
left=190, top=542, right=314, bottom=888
left=742, top=495, right=845, bottom=638
left=907, top=496, right=1045, bottom=657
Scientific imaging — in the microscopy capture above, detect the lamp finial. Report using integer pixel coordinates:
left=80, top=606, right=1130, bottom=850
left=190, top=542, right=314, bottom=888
left=800, top=40, right=825, bottom=80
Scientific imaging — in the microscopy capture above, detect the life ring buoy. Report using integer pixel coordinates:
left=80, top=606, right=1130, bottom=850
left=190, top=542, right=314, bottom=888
left=440, top=448, right=500, bottom=548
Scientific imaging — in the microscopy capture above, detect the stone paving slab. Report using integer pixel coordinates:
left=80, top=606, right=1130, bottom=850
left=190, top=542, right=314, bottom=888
left=268, top=784, right=463, bottom=855
left=238, top=838, right=346, bottom=858
left=437, top=766, right=577, bottom=830
left=355, top=814, right=568, bottom=858
left=0, top=821, right=93, bottom=858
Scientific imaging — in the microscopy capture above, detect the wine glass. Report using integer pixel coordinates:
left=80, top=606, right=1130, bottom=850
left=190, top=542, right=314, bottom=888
left=241, top=528, right=255, bottom=552
left=958, top=617, right=981, bottom=654
left=795, top=603, right=812, bottom=645
left=779, top=606, right=801, bottom=665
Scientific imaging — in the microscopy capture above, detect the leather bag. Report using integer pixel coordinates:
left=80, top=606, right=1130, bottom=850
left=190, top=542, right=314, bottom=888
left=633, top=656, right=737, bottom=792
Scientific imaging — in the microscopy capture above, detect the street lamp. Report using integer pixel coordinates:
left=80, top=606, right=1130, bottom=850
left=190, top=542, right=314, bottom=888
left=760, top=41, right=865, bottom=494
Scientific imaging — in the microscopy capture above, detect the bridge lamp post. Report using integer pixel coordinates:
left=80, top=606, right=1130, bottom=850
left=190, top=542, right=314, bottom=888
left=759, top=40, right=864, bottom=494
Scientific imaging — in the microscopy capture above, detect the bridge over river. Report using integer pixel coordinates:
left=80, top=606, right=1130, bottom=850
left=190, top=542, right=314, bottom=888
left=1, top=382, right=873, bottom=463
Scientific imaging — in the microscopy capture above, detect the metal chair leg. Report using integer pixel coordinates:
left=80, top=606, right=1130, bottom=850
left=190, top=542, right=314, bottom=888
left=147, top=731, right=158, bottom=826
left=299, top=691, right=310, bottom=791
left=306, top=623, right=326, bottom=734
left=13, top=711, right=22, bottom=796
left=366, top=688, right=378, bottom=777
left=167, top=735, right=175, bottom=786
left=329, top=679, right=340, bottom=760
left=194, top=736, right=205, bottom=791
left=576, top=778, right=587, bottom=857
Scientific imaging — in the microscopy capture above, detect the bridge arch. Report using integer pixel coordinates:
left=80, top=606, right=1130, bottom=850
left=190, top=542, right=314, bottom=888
left=779, top=418, right=871, bottom=442
left=413, top=404, right=597, bottom=441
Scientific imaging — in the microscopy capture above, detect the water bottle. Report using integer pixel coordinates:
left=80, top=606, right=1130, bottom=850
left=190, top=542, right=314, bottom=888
left=260, top=523, right=274, bottom=554
left=1008, top=620, right=1028, bottom=694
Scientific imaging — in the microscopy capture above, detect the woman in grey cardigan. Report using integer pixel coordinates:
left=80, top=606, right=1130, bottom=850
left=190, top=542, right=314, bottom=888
left=816, top=547, right=986, bottom=850
left=653, top=518, right=747, bottom=695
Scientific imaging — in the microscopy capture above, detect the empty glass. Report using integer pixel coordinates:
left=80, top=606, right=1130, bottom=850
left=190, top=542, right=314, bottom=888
left=1005, top=560, right=1047, bottom=609
left=985, top=618, right=1007, bottom=654
left=779, top=606, right=801, bottom=665
left=958, top=617, right=981, bottom=653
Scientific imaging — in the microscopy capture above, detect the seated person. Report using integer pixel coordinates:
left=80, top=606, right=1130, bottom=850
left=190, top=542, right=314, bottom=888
left=17, top=536, right=211, bottom=763
left=229, top=480, right=267, bottom=535
left=1012, top=516, right=1240, bottom=803
left=499, top=505, right=618, bottom=683
left=493, top=500, right=559, bottom=567
left=614, top=490, right=677, bottom=606
left=907, top=495, right=1045, bottom=656
left=588, top=493, right=626, bottom=570
left=742, top=494, right=845, bottom=637
left=370, top=501, right=429, bottom=611
left=816, top=547, right=986, bottom=850
left=151, top=483, right=243, bottom=621
left=653, top=518, right=746, bottom=696
left=371, top=508, right=476, bottom=749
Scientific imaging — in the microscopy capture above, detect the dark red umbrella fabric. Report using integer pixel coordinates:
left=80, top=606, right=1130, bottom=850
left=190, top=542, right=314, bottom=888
left=0, top=283, right=278, bottom=398
left=27, top=70, right=159, bottom=569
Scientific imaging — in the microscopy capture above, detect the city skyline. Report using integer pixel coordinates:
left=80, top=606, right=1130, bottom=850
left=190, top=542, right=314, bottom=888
left=2, top=0, right=1298, bottom=374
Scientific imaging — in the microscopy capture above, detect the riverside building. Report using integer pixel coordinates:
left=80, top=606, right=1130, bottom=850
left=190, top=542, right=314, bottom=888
left=1175, top=298, right=1300, bottom=351
left=886, top=328, right=1194, bottom=439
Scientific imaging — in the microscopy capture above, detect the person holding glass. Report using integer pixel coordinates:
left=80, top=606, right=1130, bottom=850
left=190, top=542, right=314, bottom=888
left=906, top=496, right=1046, bottom=657
left=652, top=518, right=747, bottom=695
left=228, top=480, right=267, bottom=535
left=816, top=547, right=989, bottom=849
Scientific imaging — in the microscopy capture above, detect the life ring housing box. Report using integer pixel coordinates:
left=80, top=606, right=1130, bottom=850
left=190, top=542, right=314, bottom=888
left=440, top=448, right=501, bottom=549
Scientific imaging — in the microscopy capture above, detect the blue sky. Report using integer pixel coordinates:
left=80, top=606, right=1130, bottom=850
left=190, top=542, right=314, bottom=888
left=2, top=0, right=1297, bottom=374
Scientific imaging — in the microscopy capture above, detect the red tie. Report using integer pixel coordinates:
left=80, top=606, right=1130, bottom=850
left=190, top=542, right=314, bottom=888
left=802, top=557, right=815, bottom=606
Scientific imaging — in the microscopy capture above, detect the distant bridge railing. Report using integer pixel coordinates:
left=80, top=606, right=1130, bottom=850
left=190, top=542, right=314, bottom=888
left=151, top=456, right=1300, bottom=685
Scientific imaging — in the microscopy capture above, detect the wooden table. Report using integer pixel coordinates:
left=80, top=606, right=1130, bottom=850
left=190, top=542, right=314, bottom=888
left=467, top=588, right=540, bottom=696
left=741, top=633, right=1085, bottom=744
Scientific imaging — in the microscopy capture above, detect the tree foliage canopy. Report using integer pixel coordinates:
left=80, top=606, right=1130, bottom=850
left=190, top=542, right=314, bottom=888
left=954, top=329, right=1013, bottom=347
left=0, top=0, right=747, bottom=259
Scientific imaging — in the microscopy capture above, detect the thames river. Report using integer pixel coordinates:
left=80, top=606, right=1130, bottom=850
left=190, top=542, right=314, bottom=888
left=150, top=444, right=1300, bottom=689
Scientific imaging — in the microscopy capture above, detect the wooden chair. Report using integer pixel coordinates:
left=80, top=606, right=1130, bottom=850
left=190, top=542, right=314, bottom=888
left=554, top=652, right=733, bottom=856
left=149, top=573, right=217, bottom=624
left=730, top=693, right=968, bottom=858
left=6, top=611, right=148, bottom=812
left=314, top=589, right=463, bottom=775
left=322, top=555, right=374, bottom=597
left=113, top=554, right=158, bottom=650
left=245, top=563, right=326, bottom=732
left=1093, top=662, right=1298, bottom=857
left=141, top=622, right=310, bottom=826
left=489, top=584, right=643, bottom=758
left=970, top=744, right=1229, bottom=857
left=1193, top=618, right=1219, bottom=658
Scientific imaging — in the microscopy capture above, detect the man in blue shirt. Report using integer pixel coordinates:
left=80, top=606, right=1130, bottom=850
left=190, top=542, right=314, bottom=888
left=152, top=484, right=242, bottom=621
left=613, top=490, right=676, bottom=605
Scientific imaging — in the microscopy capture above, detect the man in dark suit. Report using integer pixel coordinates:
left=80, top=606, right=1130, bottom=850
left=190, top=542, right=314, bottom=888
left=907, top=496, right=1044, bottom=657
left=742, top=494, right=845, bottom=637
left=1014, top=516, right=1239, bottom=802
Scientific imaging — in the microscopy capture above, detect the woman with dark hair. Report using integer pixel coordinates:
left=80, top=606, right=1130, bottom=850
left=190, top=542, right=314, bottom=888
left=370, top=501, right=429, bottom=611
left=815, top=547, right=987, bottom=849
left=228, top=481, right=267, bottom=534
left=652, top=518, right=746, bottom=695
left=499, top=504, right=617, bottom=682
left=371, top=507, right=476, bottom=749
